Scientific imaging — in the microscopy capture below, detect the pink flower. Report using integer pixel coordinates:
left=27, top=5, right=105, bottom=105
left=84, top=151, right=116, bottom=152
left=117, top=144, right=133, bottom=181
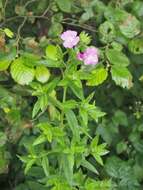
left=77, top=52, right=84, bottom=61
left=77, top=47, right=99, bottom=65
left=60, top=30, right=79, bottom=48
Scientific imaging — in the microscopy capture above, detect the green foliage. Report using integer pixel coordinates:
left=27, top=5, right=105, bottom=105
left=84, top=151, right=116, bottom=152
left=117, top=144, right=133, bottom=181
left=3, top=28, right=14, bottom=38
left=11, top=58, right=35, bottom=85
left=35, top=66, right=50, bottom=83
left=55, top=0, right=72, bottom=13
left=0, top=0, right=143, bottom=190
left=111, top=66, right=133, bottom=89
left=87, top=68, right=108, bottom=86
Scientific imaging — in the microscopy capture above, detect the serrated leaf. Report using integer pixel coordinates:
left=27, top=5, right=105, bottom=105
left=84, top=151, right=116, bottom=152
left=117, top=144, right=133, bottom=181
left=111, top=65, right=133, bottom=89
left=128, top=38, right=143, bottom=54
left=37, top=122, right=53, bottom=142
left=55, top=0, right=72, bottom=13
left=87, top=68, right=108, bottom=86
left=79, top=31, right=91, bottom=45
left=91, top=136, right=109, bottom=166
left=119, top=14, right=140, bottom=38
left=85, top=179, right=112, bottom=190
left=11, top=58, right=35, bottom=85
left=106, top=49, right=130, bottom=67
left=99, top=21, right=115, bottom=44
left=48, top=22, right=63, bottom=38
left=84, top=103, right=106, bottom=121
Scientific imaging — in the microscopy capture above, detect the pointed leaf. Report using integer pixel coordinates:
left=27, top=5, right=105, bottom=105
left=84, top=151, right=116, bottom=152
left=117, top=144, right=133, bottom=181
left=65, top=110, right=80, bottom=141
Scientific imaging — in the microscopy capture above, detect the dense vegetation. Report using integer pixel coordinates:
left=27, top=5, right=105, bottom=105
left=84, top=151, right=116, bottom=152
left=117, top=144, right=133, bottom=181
left=0, top=0, right=143, bottom=189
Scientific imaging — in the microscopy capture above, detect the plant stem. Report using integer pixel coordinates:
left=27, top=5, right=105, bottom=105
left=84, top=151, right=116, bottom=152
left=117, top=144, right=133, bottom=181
left=16, top=16, right=27, bottom=54
left=61, top=86, right=67, bottom=126
left=63, top=86, right=67, bottom=103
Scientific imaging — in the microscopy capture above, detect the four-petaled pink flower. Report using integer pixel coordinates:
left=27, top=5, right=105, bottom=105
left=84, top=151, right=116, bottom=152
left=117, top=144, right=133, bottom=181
left=77, top=47, right=99, bottom=65
left=60, top=30, right=80, bottom=48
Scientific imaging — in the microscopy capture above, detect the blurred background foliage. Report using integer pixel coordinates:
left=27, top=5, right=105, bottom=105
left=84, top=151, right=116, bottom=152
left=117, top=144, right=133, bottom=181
left=0, top=0, right=143, bottom=189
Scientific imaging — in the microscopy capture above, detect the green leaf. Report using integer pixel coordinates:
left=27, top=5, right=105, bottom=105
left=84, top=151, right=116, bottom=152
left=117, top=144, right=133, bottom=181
left=0, top=60, right=11, bottom=71
left=128, top=38, right=143, bottom=54
left=32, top=99, right=41, bottom=118
left=24, top=159, right=36, bottom=174
left=3, top=28, right=14, bottom=38
left=62, top=100, right=78, bottom=110
left=91, top=135, right=99, bottom=147
left=111, top=65, right=133, bottom=89
left=44, top=77, right=60, bottom=94
left=99, top=21, right=115, bottom=44
left=41, top=156, right=49, bottom=177
left=46, top=45, right=58, bottom=61
left=79, top=108, right=88, bottom=126
left=111, top=41, right=123, bottom=52
left=83, top=103, right=106, bottom=121
left=37, top=122, right=53, bottom=142
left=65, top=110, right=80, bottom=141
left=56, top=0, right=72, bottom=13
left=85, top=179, right=112, bottom=190
left=35, top=66, right=50, bottom=83
left=79, top=31, right=91, bottom=45
left=27, top=181, right=48, bottom=190
left=39, top=94, right=48, bottom=111
left=81, top=159, right=98, bottom=175
left=33, top=135, right=46, bottom=146
left=105, top=156, right=123, bottom=179
left=61, top=154, right=74, bottom=185
left=22, top=53, right=40, bottom=67
left=116, top=141, right=127, bottom=154
left=112, top=110, right=128, bottom=126
left=132, top=1, right=143, bottom=17
left=106, top=49, right=130, bottom=67
left=69, top=79, right=84, bottom=100
left=104, top=8, right=127, bottom=24
left=87, top=68, right=108, bottom=86
left=39, top=59, right=63, bottom=68
left=49, top=22, right=63, bottom=38
left=11, top=58, right=35, bottom=85
left=46, top=129, right=52, bottom=143
left=119, top=14, right=140, bottom=38
left=91, top=136, right=109, bottom=166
